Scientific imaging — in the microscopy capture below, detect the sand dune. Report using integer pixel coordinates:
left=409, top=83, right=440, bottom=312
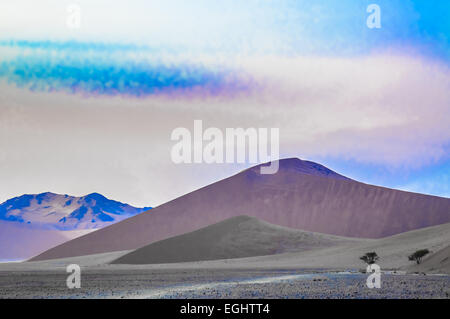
left=112, top=215, right=357, bottom=264
left=31, top=158, right=450, bottom=261
left=111, top=216, right=450, bottom=271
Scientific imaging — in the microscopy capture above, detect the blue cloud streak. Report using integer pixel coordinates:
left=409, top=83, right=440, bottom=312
left=0, top=41, right=245, bottom=97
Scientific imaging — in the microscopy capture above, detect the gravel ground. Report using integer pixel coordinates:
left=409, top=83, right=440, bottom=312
left=0, top=268, right=448, bottom=299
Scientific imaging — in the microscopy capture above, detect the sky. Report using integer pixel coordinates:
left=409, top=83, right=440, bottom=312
left=0, top=0, right=449, bottom=206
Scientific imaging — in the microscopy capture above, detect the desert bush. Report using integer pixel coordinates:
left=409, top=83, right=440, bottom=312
left=408, top=249, right=430, bottom=264
left=360, top=252, right=379, bottom=265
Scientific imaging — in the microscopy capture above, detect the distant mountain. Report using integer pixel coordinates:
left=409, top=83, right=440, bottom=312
left=0, top=192, right=151, bottom=230
left=31, top=158, right=450, bottom=261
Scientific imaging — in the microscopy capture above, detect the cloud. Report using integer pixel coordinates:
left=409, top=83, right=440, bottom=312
left=232, top=54, right=450, bottom=168
left=0, top=41, right=249, bottom=97
left=0, top=51, right=449, bottom=205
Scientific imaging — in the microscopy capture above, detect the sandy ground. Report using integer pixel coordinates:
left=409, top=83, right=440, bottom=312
left=0, top=268, right=448, bottom=299
left=1, top=220, right=448, bottom=299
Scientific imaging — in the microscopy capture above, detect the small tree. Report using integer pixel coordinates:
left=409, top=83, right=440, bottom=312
left=360, top=252, right=379, bottom=265
left=408, top=249, right=430, bottom=264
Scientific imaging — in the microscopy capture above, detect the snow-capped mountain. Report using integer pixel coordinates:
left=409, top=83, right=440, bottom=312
left=0, top=192, right=151, bottom=230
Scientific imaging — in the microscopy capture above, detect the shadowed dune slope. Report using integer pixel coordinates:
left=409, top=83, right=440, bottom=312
left=31, top=158, right=450, bottom=261
left=111, top=215, right=355, bottom=264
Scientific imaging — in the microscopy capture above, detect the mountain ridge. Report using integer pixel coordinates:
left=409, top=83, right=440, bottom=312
left=0, top=192, right=151, bottom=230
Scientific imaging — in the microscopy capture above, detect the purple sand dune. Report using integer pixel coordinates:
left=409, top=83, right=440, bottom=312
left=30, top=158, right=450, bottom=261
